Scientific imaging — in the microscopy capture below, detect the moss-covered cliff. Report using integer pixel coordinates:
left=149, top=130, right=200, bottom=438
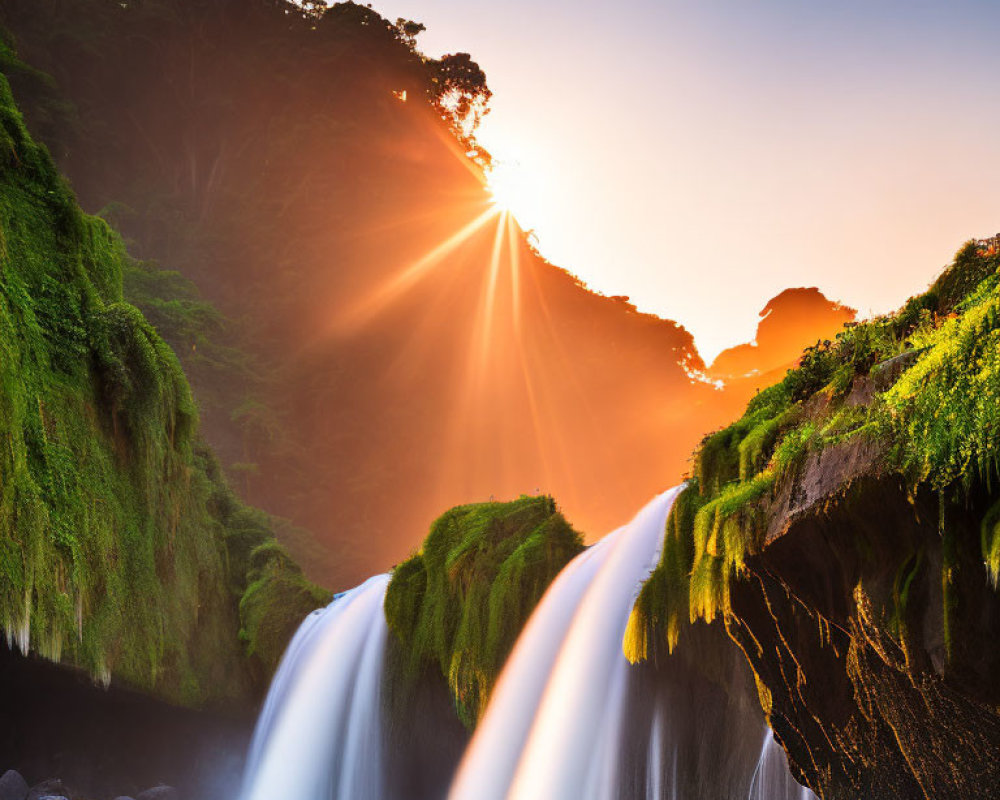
left=384, top=495, right=584, bottom=727
left=628, top=240, right=1000, bottom=797
left=0, top=62, right=326, bottom=707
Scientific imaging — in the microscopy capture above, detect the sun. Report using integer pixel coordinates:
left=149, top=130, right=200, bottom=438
left=486, top=161, right=536, bottom=221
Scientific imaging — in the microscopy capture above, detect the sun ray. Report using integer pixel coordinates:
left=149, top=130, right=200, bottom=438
left=334, top=205, right=500, bottom=333
left=522, top=239, right=604, bottom=439
left=340, top=194, right=492, bottom=242
left=439, top=210, right=510, bottom=498
left=474, top=210, right=509, bottom=372
left=506, top=215, right=522, bottom=335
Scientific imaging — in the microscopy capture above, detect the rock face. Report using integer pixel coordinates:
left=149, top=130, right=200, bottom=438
left=630, top=244, right=1000, bottom=798
left=0, top=639, right=249, bottom=800
left=727, top=454, right=1000, bottom=799
left=0, top=771, right=28, bottom=800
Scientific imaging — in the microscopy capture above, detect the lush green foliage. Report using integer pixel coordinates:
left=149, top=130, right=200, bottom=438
left=0, top=65, right=324, bottom=703
left=384, top=495, right=583, bottom=727
left=238, top=539, right=331, bottom=670
left=628, top=242, right=1000, bottom=662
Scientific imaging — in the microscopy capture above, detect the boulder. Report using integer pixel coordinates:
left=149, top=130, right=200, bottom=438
left=26, top=780, right=69, bottom=800
left=0, top=771, right=28, bottom=800
left=136, top=787, right=179, bottom=800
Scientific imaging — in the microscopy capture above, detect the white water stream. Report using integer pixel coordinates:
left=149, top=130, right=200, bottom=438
left=241, top=489, right=817, bottom=800
left=240, top=574, right=390, bottom=800
left=449, top=488, right=680, bottom=800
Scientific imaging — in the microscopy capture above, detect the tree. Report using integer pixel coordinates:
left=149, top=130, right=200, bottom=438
left=429, top=52, right=491, bottom=143
left=395, top=17, right=425, bottom=50
left=302, top=0, right=328, bottom=16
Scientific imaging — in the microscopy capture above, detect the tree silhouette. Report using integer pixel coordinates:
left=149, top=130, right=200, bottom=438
left=429, top=52, right=492, bottom=143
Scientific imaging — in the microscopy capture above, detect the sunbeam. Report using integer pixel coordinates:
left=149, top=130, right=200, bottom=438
left=506, top=214, right=523, bottom=335
left=334, top=205, right=500, bottom=333
left=474, top=210, right=509, bottom=374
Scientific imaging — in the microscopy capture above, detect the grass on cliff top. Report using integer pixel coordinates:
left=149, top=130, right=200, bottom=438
left=626, top=241, right=1000, bottom=663
left=0, top=60, right=326, bottom=705
left=384, top=495, right=584, bottom=728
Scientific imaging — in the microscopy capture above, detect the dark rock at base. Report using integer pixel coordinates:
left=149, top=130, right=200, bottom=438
left=0, top=770, right=28, bottom=800
left=26, top=780, right=69, bottom=800
left=0, top=639, right=252, bottom=800
left=728, top=472, right=1000, bottom=798
left=112, top=796, right=137, bottom=800
left=136, top=787, right=179, bottom=800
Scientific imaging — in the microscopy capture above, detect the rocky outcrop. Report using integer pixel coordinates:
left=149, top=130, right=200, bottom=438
left=728, top=455, right=1000, bottom=798
left=0, top=43, right=324, bottom=800
left=384, top=496, right=584, bottom=728
left=631, top=242, right=1000, bottom=798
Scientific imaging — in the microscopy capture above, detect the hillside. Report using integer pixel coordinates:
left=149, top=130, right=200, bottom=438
left=0, top=56, right=324, bottom=708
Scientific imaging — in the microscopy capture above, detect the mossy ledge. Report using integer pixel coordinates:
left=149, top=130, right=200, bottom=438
left=384, top=495, right=584, bottom=728
left=0, top=65, right=327, bottom=707
left=627, top=240, right=1000, bottom=798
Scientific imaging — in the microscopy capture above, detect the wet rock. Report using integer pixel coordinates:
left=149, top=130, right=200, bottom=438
left=136, top=787, right=179, bottom=800
left=26, top=780, right=69, bottom=800
left=0, top=770, right=28, bottom=800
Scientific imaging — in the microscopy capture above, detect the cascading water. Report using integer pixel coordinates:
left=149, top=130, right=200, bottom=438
left=449, top=487, right=815, bottom=800
left=241, top=489, right=817, bottom=800
left=240, top=574, right=390, bottom=800
left=449, top=489, right=678, bottom=799
left=748, top=730, right=816, bottom=800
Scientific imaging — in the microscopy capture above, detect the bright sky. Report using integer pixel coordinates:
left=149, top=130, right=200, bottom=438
left=379, top=0, right=1000, bottom=360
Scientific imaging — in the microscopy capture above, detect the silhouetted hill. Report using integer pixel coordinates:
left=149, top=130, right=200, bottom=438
left=709, top=288, right=856, bottom=381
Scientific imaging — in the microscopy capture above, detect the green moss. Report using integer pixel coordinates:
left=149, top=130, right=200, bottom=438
left=624, top=483, right=699, bottom=659
left=880, top=285, right=1000, bottom=492
left=239, top=541, right=331, bottom=673
left=889, top=548, right=923, bottom=639
left=0, top=63, right=324, bottom=704
left=384, top=495, right=583, bottom=728
left=738, top=406, right=801, bottom=481
left=981, top=497, right=1000, bottom=588
left=628, top=240, right=1000, bottom=665
left=941, top=520, right=958, bottom=661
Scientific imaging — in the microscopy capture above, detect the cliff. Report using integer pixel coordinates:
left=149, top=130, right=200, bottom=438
left=628, top=241, right=1000, bottom=797
left=0, top=61, right=325, bottom=708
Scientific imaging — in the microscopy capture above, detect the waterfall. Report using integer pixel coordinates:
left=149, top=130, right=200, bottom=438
left=240, top=489, right=817, bottom=800
left=449, top=489, right=678, bottom=800
left=240, top=574, right=390, bottom=800
left=748, top=730, right=816, bottom=800
left=449, top=487, right=815, bottom=800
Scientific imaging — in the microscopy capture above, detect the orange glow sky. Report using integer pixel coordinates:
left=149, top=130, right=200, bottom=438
left=380, top=0, right=1000, bottom=360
